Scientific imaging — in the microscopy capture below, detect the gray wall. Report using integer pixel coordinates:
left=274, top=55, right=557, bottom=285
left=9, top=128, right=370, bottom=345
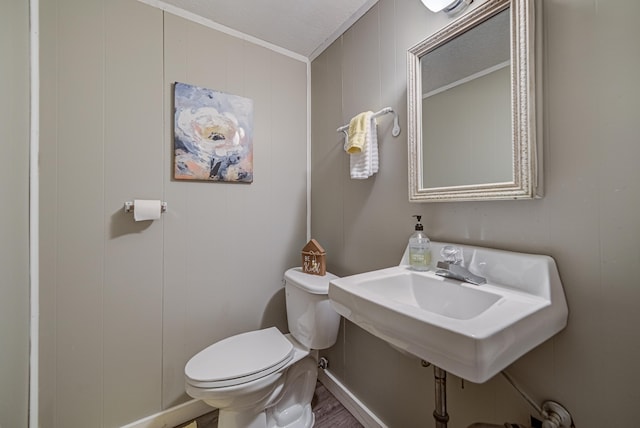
left=0, top=0, right=30, bottom=427
left=312, top=0, right=640, bottom=427
left=39, top=0, right=307, bottom=426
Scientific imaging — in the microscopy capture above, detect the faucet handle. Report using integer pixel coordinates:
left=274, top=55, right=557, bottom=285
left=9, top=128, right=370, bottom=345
left=440, top=245, right=463, bottom=265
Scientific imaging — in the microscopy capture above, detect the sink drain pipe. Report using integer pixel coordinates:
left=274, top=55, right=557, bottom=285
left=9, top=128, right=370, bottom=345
left=423, top=362, right=573, bottom=428
left=421, top=360, right=450, bottom=427
left=433, top=365, right=450, bottom=428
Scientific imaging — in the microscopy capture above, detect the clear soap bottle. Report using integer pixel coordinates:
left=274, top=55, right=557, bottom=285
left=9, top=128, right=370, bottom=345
left=409, top=215, right=431, bottom=271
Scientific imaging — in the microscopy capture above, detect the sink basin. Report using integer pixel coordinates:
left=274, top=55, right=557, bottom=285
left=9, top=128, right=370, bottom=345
left=359, top=271, right=501, bottom=320
left=328, top=242, right=568, bottom=383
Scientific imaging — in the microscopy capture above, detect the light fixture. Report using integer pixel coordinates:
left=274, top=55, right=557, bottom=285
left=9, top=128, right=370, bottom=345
left=420, top=0, right=473, bottom=16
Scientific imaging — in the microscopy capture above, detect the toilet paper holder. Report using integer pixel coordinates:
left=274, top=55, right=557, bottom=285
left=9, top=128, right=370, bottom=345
left=123, top=201, right=167, bottom=214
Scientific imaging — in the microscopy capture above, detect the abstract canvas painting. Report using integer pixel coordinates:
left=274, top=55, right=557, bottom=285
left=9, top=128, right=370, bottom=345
left=174, top=82, right=254, bottom=182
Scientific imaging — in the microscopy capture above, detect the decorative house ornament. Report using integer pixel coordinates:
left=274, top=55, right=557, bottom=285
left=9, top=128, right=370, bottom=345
left=301, top=239, right=326, bottom=276
left=174, top=82, right=254, bottom=183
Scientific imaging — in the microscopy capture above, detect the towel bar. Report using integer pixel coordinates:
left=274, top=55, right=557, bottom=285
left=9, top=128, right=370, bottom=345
left=337, top=107, right=401, bottom=137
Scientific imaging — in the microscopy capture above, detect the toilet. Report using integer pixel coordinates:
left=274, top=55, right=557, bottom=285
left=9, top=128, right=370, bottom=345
left=184, top=268, right=341, bottom=428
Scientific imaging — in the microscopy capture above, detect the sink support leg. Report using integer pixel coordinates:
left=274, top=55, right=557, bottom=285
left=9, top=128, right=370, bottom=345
left=433, top=365, right=449, bottom=428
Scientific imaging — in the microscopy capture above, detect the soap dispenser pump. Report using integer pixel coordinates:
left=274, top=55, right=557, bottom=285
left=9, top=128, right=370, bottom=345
left=409, top=215, right=431, bottom=271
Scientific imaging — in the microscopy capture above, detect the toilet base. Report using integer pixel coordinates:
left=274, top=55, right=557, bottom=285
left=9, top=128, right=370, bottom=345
left=266, top=402, right=314, bottom=428
left=266, top=356, right=317, bottom=428
left=205, top=354, right=318, bottom=428
left=218, top=403, right=314, bottom=428
left=218, top=409, right=268, bottom=428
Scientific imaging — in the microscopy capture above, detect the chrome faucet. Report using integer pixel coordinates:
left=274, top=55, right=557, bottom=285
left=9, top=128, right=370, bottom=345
left=435, top=246, right=487, bottom=285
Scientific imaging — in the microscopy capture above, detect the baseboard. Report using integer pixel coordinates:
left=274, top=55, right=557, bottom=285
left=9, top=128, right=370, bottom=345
left=120, top=399, right=214, bottom=428
left=317, top=369, right=388, bottom=428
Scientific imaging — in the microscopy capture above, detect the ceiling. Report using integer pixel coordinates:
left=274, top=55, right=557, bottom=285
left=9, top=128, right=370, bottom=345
left=157, top=0, right=379, bottom=60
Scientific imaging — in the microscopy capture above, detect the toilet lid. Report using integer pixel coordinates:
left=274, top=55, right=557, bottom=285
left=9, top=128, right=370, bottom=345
left=185, top=327, right=294, bottom=388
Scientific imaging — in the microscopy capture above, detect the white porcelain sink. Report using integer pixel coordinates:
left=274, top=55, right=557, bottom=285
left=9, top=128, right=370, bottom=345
left=328, top=242, right=568, bottom=383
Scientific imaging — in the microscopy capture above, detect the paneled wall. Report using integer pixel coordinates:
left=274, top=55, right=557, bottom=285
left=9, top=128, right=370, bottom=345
left=39, top=0, right=308, bottom=426
left=312, top=0, right=640, bottom=427
left=0, top=1, right=30, bottom=427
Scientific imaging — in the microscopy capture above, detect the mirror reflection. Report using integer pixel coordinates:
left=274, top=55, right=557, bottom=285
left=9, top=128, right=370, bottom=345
left=407, top=0, right=540, bottom=202
left=421, top=9, right=511, bottom=188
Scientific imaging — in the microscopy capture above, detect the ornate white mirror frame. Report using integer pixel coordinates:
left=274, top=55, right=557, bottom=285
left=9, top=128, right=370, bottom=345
left=407, top=0, right=542, bottom=202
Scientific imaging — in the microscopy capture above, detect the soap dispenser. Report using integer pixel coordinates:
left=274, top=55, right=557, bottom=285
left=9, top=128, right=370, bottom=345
left=409, top=215, right=431, bottom=271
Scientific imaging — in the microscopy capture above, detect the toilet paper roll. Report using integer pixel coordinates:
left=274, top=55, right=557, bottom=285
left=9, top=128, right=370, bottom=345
left=133, top=199, right=162, bottom=221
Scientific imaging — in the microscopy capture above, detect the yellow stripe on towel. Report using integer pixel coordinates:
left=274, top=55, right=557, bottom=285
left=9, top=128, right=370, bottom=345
left=345, top=112, right=372, bottom=154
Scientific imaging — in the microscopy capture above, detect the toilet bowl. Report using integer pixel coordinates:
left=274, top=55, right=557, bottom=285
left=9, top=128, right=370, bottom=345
left=185, top=268, right=340, bottom=428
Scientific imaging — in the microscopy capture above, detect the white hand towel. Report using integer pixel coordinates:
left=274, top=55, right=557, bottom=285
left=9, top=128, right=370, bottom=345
left=350, top=112, right=379, bottom=179
left=369, top=114, right=379, bottom=175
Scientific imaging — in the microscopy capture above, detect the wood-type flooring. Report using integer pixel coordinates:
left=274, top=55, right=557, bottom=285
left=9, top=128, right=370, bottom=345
left=175, top=382, right=364, bottom=428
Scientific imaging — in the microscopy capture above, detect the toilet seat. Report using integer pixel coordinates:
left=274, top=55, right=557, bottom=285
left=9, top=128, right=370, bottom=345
left=185, top=327, right=294, bottom=388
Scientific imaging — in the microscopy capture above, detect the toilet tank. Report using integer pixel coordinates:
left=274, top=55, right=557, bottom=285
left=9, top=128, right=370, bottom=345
left=284, top=268, right=341, bottom=349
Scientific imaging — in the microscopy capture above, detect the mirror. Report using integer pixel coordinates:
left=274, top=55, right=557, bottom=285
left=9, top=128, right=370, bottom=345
left=408, top=0, right=541, bottom=202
